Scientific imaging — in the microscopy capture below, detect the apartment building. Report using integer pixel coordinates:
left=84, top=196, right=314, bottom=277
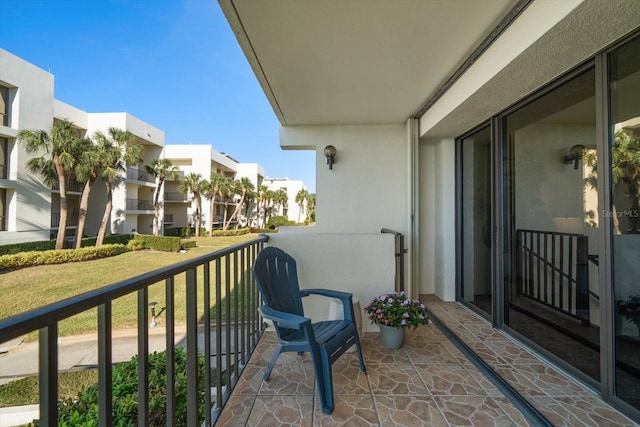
left=263, top=176, right=307, bottom=224
left=163, top=144, right=265, bottom=232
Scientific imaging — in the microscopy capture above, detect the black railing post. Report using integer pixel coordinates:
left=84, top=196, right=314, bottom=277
left=39, top=324, right=58, bottom=427
left=576, top=235, right=590, bottom=326
left=185, top=267, right=199, bottom=427
left=98, top=303, right=113, bottom=427
left=380, top=229, right=406, bottom=292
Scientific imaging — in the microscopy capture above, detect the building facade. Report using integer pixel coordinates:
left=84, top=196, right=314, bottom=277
left=220, top=0, right=640, bottom=421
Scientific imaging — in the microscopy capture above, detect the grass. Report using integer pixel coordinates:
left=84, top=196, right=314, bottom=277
left=0, top=234, right=258, bottom=338
left=0, top=370, right=98, bottom=407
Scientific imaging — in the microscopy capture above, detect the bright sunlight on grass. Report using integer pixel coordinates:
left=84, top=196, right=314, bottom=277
left=0, top=234, right=258, bottom=338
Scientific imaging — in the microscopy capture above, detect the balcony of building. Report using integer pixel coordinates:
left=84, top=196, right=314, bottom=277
left=50, top=212, right=79, bottom=228
left=52, top=180, right=85, bottom=194
left=126, top=198, right=154, bottom=211
left=164, top=213, right=174, bottom=225
left=126, top=167, right=156, bottom=184
left=0, top=163, right=6, bottom=180
left=165, top=192, right=190, bottom=203
left=1, top=233, right=637, bottom=426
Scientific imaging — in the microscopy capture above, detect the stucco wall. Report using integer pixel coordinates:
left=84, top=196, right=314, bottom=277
left=266, top=232, right=396, bottom=332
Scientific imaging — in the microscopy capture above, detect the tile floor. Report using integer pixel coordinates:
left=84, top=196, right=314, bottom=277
left=216, top=296, right=639, bottom=426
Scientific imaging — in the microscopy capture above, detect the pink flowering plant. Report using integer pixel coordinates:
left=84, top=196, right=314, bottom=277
left=364, top=291, right=429, bottom=329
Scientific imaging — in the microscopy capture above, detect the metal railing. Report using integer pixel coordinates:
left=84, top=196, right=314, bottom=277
left=164, top=213, right=174, bottom=224
left=0, top=235, right=269, bottom=426
left=165, top=192, right=189, bottom=202
left=381, top=228, right=406, bottom=292
left=51, top=212, right=79, bottom=227
left=516, top=229, right=590, bottom=325
left=126, top=167, right=156, bottom=183
left=52, top=180, right=85, bottom=193
left=126, top=198, right=154, bottom=211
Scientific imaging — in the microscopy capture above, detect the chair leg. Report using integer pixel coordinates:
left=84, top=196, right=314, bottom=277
left=354, top=333, right=367, bottom=374
left=317, top=356, right=334, bottom=414
left=264, top=344, right=283, bottom=381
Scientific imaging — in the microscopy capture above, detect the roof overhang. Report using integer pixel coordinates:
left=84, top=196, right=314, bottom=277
left=218, top=0, right=520, bottom=126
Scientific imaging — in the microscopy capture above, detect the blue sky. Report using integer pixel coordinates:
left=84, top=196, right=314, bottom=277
left=1, top=0, right=316, bottom=192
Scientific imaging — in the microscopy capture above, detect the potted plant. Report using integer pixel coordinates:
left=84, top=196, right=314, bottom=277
left=617, top=294, right=640, bottom=337
left=364, top=291, right=429, bottom=349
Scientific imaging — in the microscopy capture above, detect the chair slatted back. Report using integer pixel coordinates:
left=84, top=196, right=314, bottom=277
left=253, top=246, right=305, bottom=317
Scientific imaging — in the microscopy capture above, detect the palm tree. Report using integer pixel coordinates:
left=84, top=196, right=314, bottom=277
left=72, top=137, right=101, bottom=248
left=585, top=130, right=640, bottom=234
left=306, top=192, right=316, bottom=223
left=95, top=128, right=143, bottom=245
left=206, top=173, right=226, bottom=236
left=295, top=188, right=309, bottom=223
left=273, top=189, right=288, bottom=219
left=257, top=185, right=270, bottom=228
left=223, top=177, right=255, bottom=230
left=218, top=176, right=235, bottom=230
left=179, top=173, right=204, bottom=237
left=18, top=119, right=85, bottom=249
left=146, top=158, right=179, bottom=236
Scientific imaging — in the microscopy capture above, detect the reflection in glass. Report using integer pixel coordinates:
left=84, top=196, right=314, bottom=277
left=610, top=35, right=640, bottom=410
left=503, top=68, right=600, bottom=382
left=459, top=126, right=492, bottom=317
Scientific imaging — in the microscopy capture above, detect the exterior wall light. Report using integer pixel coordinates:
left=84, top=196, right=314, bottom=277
left=324, top=145, right=337, bottom=169
left=564, top=144, right=586, bottom=169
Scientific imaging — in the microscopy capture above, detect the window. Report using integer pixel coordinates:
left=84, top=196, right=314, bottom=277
left=0, top=138, right=7, bottom=179
left=0, top=86, right=8, bottom=127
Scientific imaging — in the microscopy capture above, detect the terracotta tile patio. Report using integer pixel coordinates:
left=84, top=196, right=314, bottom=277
left=216, top=296, right=639, bottom=426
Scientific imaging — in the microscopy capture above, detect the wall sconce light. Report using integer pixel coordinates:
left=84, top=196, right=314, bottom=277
left=564, top=144, right=586, bottom=170
left=324, top=145, right=337, bottom=170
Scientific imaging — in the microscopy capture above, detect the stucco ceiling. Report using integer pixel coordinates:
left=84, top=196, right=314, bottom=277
left=220, top=0, right=519, bottom=126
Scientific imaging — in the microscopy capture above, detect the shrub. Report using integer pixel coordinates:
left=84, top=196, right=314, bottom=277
left=208, top=228, right=250, bottom=237
left=267, top=215, right=291, bottom=227
left=249, top=227, right=278, bottom=234
left=0, top=244, right=130, bottom=271
left=79, top=234, right=134, bottom=247
left=164, top=227, right=183, bottom=237
left=180, top=239, right=197, bottom=249
left=55, top=347, right=206, bottom=427
left=132, top=234, right=181, bottom=252
left=0, top=240, right=57, bottom=256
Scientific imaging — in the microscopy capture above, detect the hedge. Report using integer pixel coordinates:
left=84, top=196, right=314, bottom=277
left=132, top=234, right=181, bottom=252
left=0, top=244, right=130, bottom=271
left=0, top=234, right=134, bottom=256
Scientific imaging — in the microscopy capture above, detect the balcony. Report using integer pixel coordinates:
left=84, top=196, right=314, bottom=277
left=0, top=164, right=6, bottom=179
left=165, top=192, right=190, bottom=202
left=0, top=111, right=7, bottom=127
left=51, top=212, right=79, bottom=227
left=126, top=167, right=156, bottom=184
left=126, top=198, right=154, bottom=211
left=52, top=180, right=85, bottom=193
left=164, top=213, right=174, bottom=224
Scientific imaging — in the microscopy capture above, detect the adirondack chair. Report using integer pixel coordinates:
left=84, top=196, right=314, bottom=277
left=253, top=246, right=367, bottom=414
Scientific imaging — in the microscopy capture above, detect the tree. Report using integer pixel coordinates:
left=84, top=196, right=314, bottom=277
left=206, top=173, right=226, bottom=237
left=218, top=176, right=234, bottom=230
left=95, top=128, right=143, bottom=246
left=146, top=159, right=179, bottom=236
left=73, top=137, right=101, bottom=248
left=18, top=119, right=85, bottom=249
left=585, top=130, right=640, bottom=235
left=306, top=193, right=316, bottom=223
left=295, top=188, right=309, bottom=223
left=257, top=185, right=272, bottom=228
left=273, top=189, right=288, bottom=219
left=179, top=173, right=204, bottom=237
left=223, top=177, right=255, bottom=230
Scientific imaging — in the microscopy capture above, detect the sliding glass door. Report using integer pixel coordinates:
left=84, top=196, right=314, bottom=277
left=458, top=126, right=493, bottom=317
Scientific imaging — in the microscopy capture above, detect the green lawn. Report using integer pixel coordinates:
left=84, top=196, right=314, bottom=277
left=0, top=234, right=259, bottom=338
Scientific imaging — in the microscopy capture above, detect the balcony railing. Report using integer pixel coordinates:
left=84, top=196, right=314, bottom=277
left=126, top=167, right=156, bottom=184
left=126, top=198, right=154, bottom=211
left=52, top=180, right=85, bottom=193
left=51, top=212, right=79, bottom=227
left=0, top=235, right=269, bottom=426
left=165, top=192, right=189, bottom=202
left=0, top=163, right=6, bottom=179
left=164, top=213, right=174, bottom=224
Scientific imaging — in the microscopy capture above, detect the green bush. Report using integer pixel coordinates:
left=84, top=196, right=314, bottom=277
left=180, top=239, right=197, bottom=249
left=249, top=227, right=278, bottom=234
left=132, top=234, right=181, bottom=252
left=208, top=228, right=250, bottom=237
left=80, top=234, right=134, bottom=247
left=267, top=215, right=291, bottom=227
left=0, top=240, right=56, bottom=256
left=0, top=244, right=130, bottom=271
left=164, top=227, right=183, bottom=237
left=55, top=347, right=206, bottom=427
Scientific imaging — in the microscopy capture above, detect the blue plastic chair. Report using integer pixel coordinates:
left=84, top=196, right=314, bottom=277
left=253, top=246, right=367, bottom=414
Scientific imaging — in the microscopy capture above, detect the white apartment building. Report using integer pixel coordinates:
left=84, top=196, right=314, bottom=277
left=163, top=145, right=266, bottom=231
left=263, top=177, right=307, bottom=224
left=0, top=48, right=164, bottom=244
left=0, top=48, right=305, bottom=244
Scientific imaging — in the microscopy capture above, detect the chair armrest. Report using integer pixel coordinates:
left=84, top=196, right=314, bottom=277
left=300, top=289, right=352, bottom=302
left=300, top=289, right=355, bottom=322
left=258, top=305, right=311, bottom=330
